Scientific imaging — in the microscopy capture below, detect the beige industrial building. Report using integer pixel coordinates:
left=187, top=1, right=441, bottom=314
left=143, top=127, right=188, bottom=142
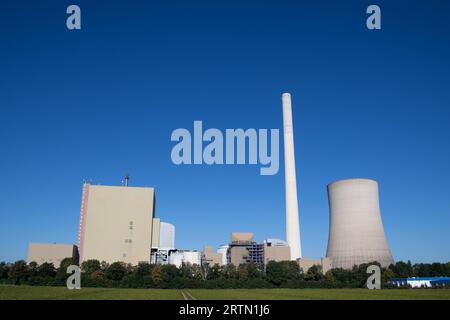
left=298, top=257, right=333, bottom=274
left=228, top=232, right=263, bottom=265
left=27, top=243, right=78, bottom=267
left=78, top=183, right=159, bottom=265
left=226, top=233, right=291, bottom=266
left=203, top=245, right=223, bottom=266
left=264, top=239, right=291, bottom=263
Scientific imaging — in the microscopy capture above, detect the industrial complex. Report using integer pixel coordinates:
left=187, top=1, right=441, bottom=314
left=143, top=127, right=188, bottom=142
left=28, top=93, right=394, bottom=273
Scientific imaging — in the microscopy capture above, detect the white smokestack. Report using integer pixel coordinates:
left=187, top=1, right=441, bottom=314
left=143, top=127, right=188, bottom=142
left=282, top=93, right=302, bottom=260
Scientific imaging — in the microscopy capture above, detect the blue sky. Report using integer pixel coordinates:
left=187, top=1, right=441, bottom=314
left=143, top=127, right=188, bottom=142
left=1, top=1, right=449, bottom=263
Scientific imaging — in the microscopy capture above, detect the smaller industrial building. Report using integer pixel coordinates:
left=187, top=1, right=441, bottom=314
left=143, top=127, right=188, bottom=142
left=203, top=233, right=291, bottom=267
left=298, top=257, right=332, bottom=274
left=389, top=277, right=450, bottom=288
left=168, top=250, right=202, bottom=267
left=227, top=232, right=265, bottom=266
left=264, top=238, right=291, bottom=264
left=203, top=245, right=223, bottom=266
left=27, top=243, right=78, bottom=267
left=201, top=233, right=291, bottom=267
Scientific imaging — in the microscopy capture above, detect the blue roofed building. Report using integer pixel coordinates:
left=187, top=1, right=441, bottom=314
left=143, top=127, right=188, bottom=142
left=389, top=277, right=450, bottom=288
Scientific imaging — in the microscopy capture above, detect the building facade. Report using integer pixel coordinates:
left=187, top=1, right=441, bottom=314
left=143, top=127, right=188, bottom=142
left=226, top=233, right=291, bottom=266
left=203, top=245, right=223, bottom=266
left=264, top=239, right=291, bottom=263
left=27, top=243, right=78, bottom=267
left=227, top=233, right=264, bottom=266
left=298, top=257, right=332, bottom=274
left=78, top=183, right=156, bottom=265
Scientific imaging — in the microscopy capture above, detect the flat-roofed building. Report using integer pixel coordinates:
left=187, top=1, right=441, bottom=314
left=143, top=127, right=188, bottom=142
left=159, top=221, right=175, bottom=249
left=27, top=243, right=78, bottom=267
left=298, top=257, right=333, bottom=274
left=78, top=183, right=156, bottom=265
left=217, top=245, right=229, bottom=265
left=203, top=245, right=223, bottom=266
left=227, top=233, right=264, bottom=266
left=226, top=234, right=293, bottom=266
left=264, top=239, right=290, bottom=263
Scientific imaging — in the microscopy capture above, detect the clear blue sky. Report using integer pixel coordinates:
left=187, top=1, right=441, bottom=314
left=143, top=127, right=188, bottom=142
left=1, top=1, right=449, bottom=263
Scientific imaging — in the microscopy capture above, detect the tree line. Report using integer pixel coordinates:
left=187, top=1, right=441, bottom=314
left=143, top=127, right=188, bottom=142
left=1, top=259, right=449, bottom=289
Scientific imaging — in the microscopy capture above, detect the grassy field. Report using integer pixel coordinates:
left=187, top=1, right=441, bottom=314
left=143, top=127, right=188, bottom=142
left=1, top=285, right=450, bottom=300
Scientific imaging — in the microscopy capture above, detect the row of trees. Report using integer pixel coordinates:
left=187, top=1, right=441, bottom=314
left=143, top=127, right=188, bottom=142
left=1, top=259, right=449, bottom=289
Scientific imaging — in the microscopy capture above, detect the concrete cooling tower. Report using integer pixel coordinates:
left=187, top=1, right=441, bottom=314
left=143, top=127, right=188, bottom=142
left=326, top=178, right=394, bottom=269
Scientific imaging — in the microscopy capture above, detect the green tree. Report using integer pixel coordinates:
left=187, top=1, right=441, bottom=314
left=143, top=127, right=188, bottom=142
left=382, top=267, right=396, bottom=287
left=180, top=262, right=195, bottom=279
left=430, top=262, right=446, bottom=277
left=0, top=262, right=10, bottom=280
left=222, top=264, right=238, bottom=279
left=135, top=262, right=152, bottom=277
left=90, top=269, right=105, bottom=280
left=133, top=262, right=153, bottom=287
left=331, top=268, right=354, bottom=287
left=8, top=260, right=29, bottom=284
left=81, top=259, right=101, bottom=274
left=413, top=263, right=431, bottom=277
left=393, top=261, right=413, bottom=278
left=237, top=264, right=249, bottom=281
left=304, top=265, right=324, bottom=281
left=161, top=265, right=180, bottom=288
left=245, top=262, right=263, bottom=279
left=59, top=257, right=78, bottom=272
left=266, top=261, right=301, bottom=286
left=207, top=264, right=222, bottom=280
left=105, top=262, right=127, bottom=281
left=324, top=270, right=335, bottom=282
left=28, top=261, right=38, bottom=277
left=151, top=264, right=163, bottom=286
left=37, top=262, right=56, bottom=278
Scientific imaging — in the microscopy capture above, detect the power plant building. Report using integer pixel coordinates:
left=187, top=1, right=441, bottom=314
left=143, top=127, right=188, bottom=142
left=203, top=245, right=223, bottom=266
left=264, top=239, right=291, bottom=264
left=168, top=250, right=202, bottom=267
left=217, top=245, right=229, bottom=266
left=226, top=233, right=290, bottom=266
left=78, top=183, right=175, bottom=265
left=27, top=243, right=78, bottom=267
left=326, top=178, right=394, bottom=269
left=298, top=257, right=333, bottom=274
left=227, top=233, right=264, bottom=266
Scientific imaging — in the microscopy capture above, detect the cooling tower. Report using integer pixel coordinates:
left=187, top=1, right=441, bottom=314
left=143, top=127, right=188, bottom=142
left=326, top=178, right=393, bottom=269
left=282, top=93, right=302, bottom=260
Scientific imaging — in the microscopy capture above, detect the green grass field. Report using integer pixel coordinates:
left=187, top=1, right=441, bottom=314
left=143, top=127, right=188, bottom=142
left=1, top=285, right=450, bottom=300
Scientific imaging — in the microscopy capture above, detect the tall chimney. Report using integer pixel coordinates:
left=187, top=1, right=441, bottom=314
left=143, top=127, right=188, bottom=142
left=282, top=93, right=302, bottom=260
